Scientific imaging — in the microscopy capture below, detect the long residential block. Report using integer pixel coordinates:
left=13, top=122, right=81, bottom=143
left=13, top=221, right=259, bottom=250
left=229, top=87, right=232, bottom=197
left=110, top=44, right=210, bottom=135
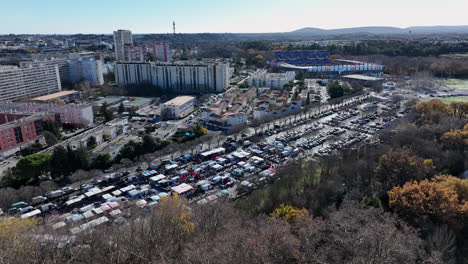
left=0, top=65, right=62, bottom=101
left=115, top=61, right=230, bottom=94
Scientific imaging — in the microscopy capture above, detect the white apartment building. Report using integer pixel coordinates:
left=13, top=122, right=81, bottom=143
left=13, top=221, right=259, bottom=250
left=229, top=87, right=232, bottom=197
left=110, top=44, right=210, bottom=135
left=20, top=58, right=70, bottom=83
left=160, top=96, right=195, bottom=120
left=69, top=59, right=105, bottom=85
left=113, top=30, right=133, bottom=61
left=0, top=103, right=94, bottom=127
left=0, top=65, right=61, bottom=101
left=20, top=56, right=105, bottom=85
left=247, top=69, right=296, bottom=89
left=115, top=61, right=230, bottom=93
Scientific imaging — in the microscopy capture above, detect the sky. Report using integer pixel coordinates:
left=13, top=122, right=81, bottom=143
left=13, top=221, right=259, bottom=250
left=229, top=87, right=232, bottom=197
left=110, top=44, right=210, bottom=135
left=1, top=0, right=467, bottom=34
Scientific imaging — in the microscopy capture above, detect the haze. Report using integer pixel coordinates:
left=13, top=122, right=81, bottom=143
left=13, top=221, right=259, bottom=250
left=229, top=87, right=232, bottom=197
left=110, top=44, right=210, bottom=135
left=2, top=0, right=468, bottom=34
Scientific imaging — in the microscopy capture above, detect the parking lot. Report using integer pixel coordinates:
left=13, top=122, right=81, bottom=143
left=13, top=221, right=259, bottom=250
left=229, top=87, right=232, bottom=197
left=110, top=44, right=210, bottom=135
left=8, top=94, right=410, bottom=235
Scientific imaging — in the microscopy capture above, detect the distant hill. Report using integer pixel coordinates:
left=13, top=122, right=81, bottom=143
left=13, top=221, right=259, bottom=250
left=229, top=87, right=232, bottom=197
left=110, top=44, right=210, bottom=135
left=290, top=26, right=468, bottom=35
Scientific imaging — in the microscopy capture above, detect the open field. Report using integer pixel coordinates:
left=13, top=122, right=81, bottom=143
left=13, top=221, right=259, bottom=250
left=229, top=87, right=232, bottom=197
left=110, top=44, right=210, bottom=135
left=442, top=79, right=468, bottom=90
left=440, top=53, right=468, bottom=58
left=421, top=96, right=468, bottom=104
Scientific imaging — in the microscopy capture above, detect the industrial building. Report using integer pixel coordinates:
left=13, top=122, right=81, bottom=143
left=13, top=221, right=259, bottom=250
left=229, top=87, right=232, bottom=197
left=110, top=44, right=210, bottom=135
left=160, top=96, right=195, bottom=120
left=0, top=111, right=58, bottom=157
left=0, top=65, right=62, bottom=101
left=115, top=61, right=230, bottom=94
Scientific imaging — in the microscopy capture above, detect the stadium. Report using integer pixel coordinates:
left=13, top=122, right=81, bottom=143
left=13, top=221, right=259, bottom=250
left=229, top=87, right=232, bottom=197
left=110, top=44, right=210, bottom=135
left=270, top=50, right=384, bottom=75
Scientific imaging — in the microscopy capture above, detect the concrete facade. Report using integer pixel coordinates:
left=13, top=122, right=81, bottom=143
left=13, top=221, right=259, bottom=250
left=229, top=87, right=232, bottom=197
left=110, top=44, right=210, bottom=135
left=160, top=96, right=195, bottom=120
left=152, top=42, right=171, bottom=62
left=0, top=112, right=57, bottom=157
left=0, top=65, right=62, bottom=101
left=0, top=103, right=94, bottom=127
left=113, top=30, right=133, bottom=61
left=115, top=61, right=230, bottom=93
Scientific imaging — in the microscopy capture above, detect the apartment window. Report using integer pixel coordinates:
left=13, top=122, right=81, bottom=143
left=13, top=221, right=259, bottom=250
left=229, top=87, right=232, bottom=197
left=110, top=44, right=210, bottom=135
left=34, top=120, right=44, bottom=136
left=14, top=127, right=23, bottom=144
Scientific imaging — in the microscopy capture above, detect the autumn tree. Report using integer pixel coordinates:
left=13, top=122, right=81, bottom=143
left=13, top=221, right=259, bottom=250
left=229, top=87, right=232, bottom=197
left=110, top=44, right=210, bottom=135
left=376, top=149, right=434, bottom=191
left=388, top=178, right=467, bottom=226
left=441, top=125, right=468, bottom=150
left=0, top=218, right=38, bottom=263
left=270, top=204, right=309, bottom=223
left=434, top=174, right=468, bottom=201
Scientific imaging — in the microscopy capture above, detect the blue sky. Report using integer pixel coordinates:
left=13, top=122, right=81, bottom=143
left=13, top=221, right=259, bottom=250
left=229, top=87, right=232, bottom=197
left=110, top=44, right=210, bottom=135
left=1, top=0, right=467, bottom=34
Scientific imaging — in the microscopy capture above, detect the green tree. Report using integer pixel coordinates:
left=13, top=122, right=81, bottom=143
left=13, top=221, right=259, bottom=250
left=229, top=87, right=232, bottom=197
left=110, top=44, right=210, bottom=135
left=87, top=136, right=97, bottom=150
left=93, top=153, right=112, bottom=170
left=19, top=142, right=43, bottom=157
left=328, top=81, right=344, bottom=99
left=75, top=146, right=91, bottom=170
left=305, top=93, right=311, bottom=105
left=43, top=131, right=58, bottom=147
left=118, top=102, right=125, bottom=114
left=119, top=140, right=140, bottom=160
left=142, top=134, right=157, bottom=153
left=42, top=120, right=62, bottom=139
left=238, top=83, right=248, bottom=88
left=100, top=102, right=114, bottom=123
left=66, top=145, right=78, bottom=172
left=50, top=146, right=69, bottom=178
left=13, top=153, right=51, bottom=184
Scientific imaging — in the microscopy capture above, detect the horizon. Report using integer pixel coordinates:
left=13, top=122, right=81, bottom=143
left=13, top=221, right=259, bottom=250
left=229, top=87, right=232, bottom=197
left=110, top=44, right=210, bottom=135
left=2, top=0, right=467, bottom=34
left=3, top=24, right=468, bottom=36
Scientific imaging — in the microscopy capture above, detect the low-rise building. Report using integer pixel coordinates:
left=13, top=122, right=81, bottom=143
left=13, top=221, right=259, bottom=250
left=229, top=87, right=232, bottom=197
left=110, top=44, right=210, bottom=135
left=32, top=90, right=81, bottom=103
left=202, top=88, right=255, bottom=130
left=0, top=111, right=57, bottom=157
left=247, top=69, right=296, bottom=89
left=69, top=129, right=104, bottom=150
left=0, top=103, right=94, bottom=127
left=160, top=96, right=195, bottom=120
left=253, top=89, right=302, bottom=121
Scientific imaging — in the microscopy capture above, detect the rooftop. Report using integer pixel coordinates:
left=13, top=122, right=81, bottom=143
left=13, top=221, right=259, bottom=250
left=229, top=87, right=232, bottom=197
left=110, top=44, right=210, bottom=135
left=32, top=90, right=80, bottom=101
left=123, top=97, right=153, bottom=108
left=342, top=74, right=383, bottom=81
left=0, top=111, right=52, bottom=130
left=95, top=97, right=125, bottom=106
left=163, top=96, right=195, bottom=106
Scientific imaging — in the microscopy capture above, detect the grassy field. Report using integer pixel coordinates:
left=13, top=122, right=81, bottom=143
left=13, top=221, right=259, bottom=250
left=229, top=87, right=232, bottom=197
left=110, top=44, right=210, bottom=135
left=442, top=79, right=468, bottom=90
left=421, top=96, right=468, bottom=104
left=440, top=53, right=468, bottom=58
